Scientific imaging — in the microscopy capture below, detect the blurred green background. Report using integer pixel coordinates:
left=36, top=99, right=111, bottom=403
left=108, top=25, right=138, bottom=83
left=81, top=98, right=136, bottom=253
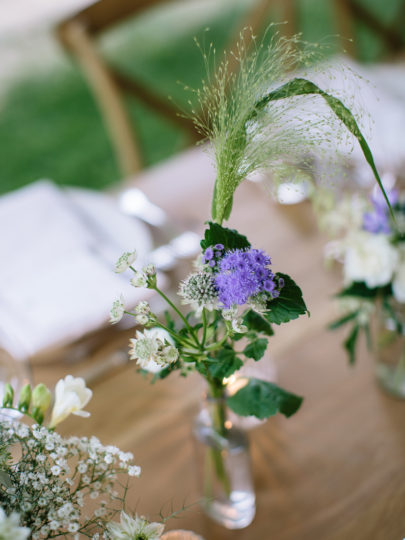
left=0, top=0, right=403, bottom=195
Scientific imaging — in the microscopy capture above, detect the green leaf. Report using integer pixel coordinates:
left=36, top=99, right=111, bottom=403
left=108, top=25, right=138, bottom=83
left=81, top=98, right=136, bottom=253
left=328, top=311, right=359, bottom=330
left=227, top=378, right=303, bottom=419
left=243, top=310, right=274, bottom=336
left=200, top=222, right=250, bottom=251
left=344, top=324, right=360, bottom=365
left=337, top=281, right=381, bottom=299
left=208, top=347, right=243, bottom=379
left=265, top=273, right=308, bottom=325
left=251, top=78, right=393, bottom=218
left=243, top=338, right=268, bottom=361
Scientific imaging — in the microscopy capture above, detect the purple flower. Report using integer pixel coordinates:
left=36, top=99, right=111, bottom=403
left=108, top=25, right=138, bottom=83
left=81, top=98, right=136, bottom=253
left=215, top=248, right=277, bottom=308
left=203, top=247, right=214, bottom=261
left=363, top=188, right=397, bottom=234
left=214, top=244, right=224, bottom=250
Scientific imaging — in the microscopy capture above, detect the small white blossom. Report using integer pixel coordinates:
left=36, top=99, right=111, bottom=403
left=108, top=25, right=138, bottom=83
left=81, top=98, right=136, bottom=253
left=114, top=251, right=136, bottom=273
left=231, top=318, right=248, bottom=334
left=143, top=264, right=156, bottom=277
left=129, top=329, right=178, bottom=372
left=130, top=272, right=148, bottom=288
left=106, top=512, right=164, bottom=540
left=128, top=465, right=141, bottom=477
left=110, top=295, right=125, bottom=324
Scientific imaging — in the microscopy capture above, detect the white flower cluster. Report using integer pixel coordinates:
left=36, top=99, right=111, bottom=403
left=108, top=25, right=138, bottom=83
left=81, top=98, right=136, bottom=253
left=0, top=419, right=140, bottom=539
left=129, top=328, right=179, bottom=373
left=0, top=507, right=30, bottom=540
left=324, top=196, right=405, bottom=302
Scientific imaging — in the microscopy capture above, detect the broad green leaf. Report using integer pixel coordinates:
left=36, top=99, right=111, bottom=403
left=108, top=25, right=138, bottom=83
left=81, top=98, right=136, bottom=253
left=243, top=338, right=268, bottom=361
left=208, top=347, right=243, bottom=379
left=252, top=78, right=393, bottom=218
left=265, top=273, right=308, bottom=325
left=200, top=222, right=250, bottom=251
left=227, top=378, right=303, bottom=419
left=243, top=309, right=274, bottom=336
left=344, top=324, right=360, bottom=365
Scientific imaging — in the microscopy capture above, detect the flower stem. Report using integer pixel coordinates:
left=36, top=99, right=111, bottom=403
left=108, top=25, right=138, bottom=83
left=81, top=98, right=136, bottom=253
left=152, top=286, right=201, bottom=347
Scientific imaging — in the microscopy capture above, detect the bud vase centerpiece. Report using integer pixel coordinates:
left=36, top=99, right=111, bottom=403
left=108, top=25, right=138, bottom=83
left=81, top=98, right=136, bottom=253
left=110, top=30, right=391, bottom=529
left=323, top=186, right=405, bottom=397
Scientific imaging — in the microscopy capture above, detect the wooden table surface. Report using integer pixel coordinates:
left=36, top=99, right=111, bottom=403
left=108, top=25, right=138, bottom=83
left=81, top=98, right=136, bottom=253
left=32, top=149, right=405, bottom=540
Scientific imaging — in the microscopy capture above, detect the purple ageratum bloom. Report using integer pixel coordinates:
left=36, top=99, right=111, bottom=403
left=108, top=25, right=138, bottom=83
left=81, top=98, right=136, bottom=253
left=215, top=248, right=276, bottom=308
left=203, top=247, right=214, bottom=261
left=363, top=188, right=397, bottom=234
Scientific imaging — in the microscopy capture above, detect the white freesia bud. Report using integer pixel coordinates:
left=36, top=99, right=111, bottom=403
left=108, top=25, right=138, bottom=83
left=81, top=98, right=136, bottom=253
left=130, top=272, right=148, bottom=288
left=49, top=376, right=92, bottom=428
left=344, top=231, right=398, bottom=289
left=114, top=250, right=136, bottom=273
left=110, top=295, right=125, bottom=324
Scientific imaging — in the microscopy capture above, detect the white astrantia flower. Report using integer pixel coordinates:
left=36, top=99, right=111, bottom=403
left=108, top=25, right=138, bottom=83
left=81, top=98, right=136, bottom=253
left=0, top=507, right=30, bottom=540
left=110, top=295, right=125, bottom=324
left=343, top=231, right=398, bottom=289
left=129, top=328, right=178, bottom=372
left=143, top=264, right=156, bottom=277
left=49, top=376, right=92, bottom=428
left=231, top=318, right=248, bottom=334
left=131, top=272, right=148, bottom=288
left=106, top=512, right=164, bottom=540
left=115, top=251, right=137, bottom=273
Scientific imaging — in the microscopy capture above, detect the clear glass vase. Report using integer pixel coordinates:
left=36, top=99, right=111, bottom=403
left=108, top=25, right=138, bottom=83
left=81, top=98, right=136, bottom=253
left=192, top=389, right=255, bottom=529
left=374, top=299, right=405, bottom=399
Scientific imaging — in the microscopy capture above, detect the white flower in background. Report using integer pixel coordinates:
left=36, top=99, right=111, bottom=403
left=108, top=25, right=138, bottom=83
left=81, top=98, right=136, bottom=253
left=316, top=194, right=366, bottom=236
left=343, top=231, right=398, bottom=289
left=49, top=376, right=92, bottom=428
left=131, top=272, right=148, bottom=288
left=338, top=297, right=375, bottom=326
left=0, top=508, right=30, bottom=540
left=129, top=328, right=178, bottom=372
left=110, top=295, right=125, bottom=324
left=393, top=246, right=405, bottom=303
left=115, top=251, right=137, bottom=273
left=106, top=512, right=164, bottom=540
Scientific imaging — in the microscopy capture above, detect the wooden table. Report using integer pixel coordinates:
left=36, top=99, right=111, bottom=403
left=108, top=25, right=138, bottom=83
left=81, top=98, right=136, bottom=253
left=32, top=149, right=405, bottom=539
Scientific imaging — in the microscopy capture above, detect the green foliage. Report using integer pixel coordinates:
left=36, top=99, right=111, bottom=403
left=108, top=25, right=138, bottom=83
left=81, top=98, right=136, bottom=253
left=265, top=273, right=308, bottom=325
left=208, top=347, right=243, bottom=380
left=243, top=310, right=274, bottom=336
left=337, top=281, right=385, bottom=299
left=328, top=311, right=359, bottom=330
left=344, top=323, right=360, bottom=365
left=227, top=378, right=303, bottom=419
left=243, top=338, right=268, bottom=361
left=200, top=222, right=250, bottom=251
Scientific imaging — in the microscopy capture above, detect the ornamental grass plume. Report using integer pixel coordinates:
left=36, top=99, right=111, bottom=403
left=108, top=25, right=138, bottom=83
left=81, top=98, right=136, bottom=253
left=188, top=27, right=392, bottom=224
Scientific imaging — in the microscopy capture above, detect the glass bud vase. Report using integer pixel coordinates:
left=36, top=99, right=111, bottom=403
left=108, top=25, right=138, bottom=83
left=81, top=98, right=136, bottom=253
left=192, top=388, right=256, bottom=529
left=374, top=299, right=405, bottom=399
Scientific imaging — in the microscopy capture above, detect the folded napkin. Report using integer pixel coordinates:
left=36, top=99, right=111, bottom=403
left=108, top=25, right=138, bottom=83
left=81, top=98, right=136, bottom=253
left=0, top=180, right=154, bottom=360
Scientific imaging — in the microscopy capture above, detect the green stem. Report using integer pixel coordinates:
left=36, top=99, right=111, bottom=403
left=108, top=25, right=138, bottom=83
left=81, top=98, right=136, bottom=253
left=201, top=309, right=208, bottom=347
left=0, top=406, right=39, bottom=424
left=152, top=286, right=201, bottom=347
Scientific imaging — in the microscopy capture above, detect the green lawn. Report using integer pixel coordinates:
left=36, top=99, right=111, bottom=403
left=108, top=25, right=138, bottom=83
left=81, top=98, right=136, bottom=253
left=0, top=0, right=403, bottom=194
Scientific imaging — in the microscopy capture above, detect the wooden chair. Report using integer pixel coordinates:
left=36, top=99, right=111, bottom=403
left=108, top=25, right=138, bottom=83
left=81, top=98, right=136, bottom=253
left=56, top=0, right=296, bottom=180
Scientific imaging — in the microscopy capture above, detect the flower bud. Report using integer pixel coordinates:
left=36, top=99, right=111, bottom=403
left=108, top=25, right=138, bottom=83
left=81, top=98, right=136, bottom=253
left=2, top=383, right=14, bottom=408
left=18, top=384, right=32, bottom=412
left=32, top=384, right=52, bottom=415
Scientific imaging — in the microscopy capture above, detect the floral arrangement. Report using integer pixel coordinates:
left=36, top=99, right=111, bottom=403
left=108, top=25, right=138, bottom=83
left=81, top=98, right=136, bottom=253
left=0, top=376, right=167, bottom=540
left=110, top=30, right=392, bottom=526
left=321, top=187, right=402, bottom=365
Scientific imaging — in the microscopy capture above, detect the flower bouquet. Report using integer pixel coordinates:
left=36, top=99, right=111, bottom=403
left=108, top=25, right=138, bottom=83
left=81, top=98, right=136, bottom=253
left=110, top=31, right=391, bottom=528
left=0, top=376, right=172, bottom=539
left=324, top=185, right=405, bottom=397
